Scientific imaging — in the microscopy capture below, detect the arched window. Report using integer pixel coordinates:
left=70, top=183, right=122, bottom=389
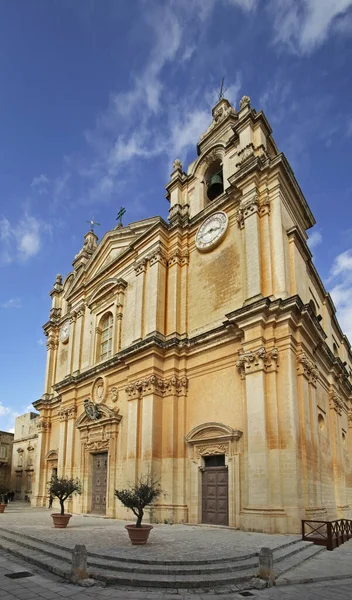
left=99, top=313, right=113, bottom=361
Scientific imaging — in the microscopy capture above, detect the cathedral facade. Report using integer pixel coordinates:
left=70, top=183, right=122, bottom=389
left=32, top=95, right=352, bottom=533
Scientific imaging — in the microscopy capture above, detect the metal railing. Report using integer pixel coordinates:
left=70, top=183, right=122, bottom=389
left=302, top=519, right=352, bottom=551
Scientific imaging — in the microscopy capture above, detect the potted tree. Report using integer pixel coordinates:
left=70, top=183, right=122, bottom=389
left=0, top=487, right=9, bottom=513
left=115, top=474, right=162, bottom=545
left=48, top=475, right=82, bottom=528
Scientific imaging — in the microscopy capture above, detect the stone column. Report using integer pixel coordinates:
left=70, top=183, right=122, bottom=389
left=64, top=407, right=77, bottom=477
left=66, top=315, right=76, bottom=377
left=258, top=191, right=272, bottom=297
left=133, top=259, right=147, bottom=342
left=329, top=390, right=346, bottom=514
left=161, top=376, right=188, bottom=522
left=296, top=353, right=315, bottom=510
left=72, top=306, right=85, bottom=375
left=145, top=246, right=167, bottom=336
left=265, top=350, right=282, bottom=508
left=167, top=250, right=182, bottom=334
left=57, top=412, right=67, bottom=477
left=125, top=382, right=141, bottom=483
left=237, top=191, right=262, bottom=302
left=44, top=333, right=58, bottom=394
left=270, top=193, right=287, bottom=298
left=32, top=418, right=52, bottom=506
left=236, top=347, right=278, bottom=508
left=140, top=377, right=163, bottom=481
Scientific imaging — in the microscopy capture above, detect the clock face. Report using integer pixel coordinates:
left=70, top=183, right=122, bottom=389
left=195, top=211, right=229, bottom=252
left=60, top=321, right=70, bottom=343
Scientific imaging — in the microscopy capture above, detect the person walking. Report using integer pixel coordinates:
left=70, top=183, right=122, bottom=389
left=48, top=493, right=53, bottom=509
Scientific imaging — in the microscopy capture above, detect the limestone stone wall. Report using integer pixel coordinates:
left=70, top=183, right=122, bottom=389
left=32, top=94, right=352, bottom=534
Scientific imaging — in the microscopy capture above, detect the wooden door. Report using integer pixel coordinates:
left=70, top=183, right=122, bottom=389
left=202, top=466, right=228, bottom=526
left=91, top=453, right=108, bottom=514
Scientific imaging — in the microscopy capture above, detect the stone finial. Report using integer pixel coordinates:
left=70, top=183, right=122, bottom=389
left=55, top=274, right=62, bottom=285
left=240, top=95, right=251, bottom=109
left=173, top=158, right=182, bottom=172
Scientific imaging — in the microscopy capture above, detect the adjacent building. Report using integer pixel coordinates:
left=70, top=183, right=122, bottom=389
left=11, top=412, right=39, bottom=501
left=32, top=95, right=352, bottom=533
left=0, top=431, right=14, bottom=491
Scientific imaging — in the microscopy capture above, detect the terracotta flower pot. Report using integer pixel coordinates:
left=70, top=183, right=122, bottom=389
left=51, top=513, right=72, bottom=528
left=0, top=504, right=6, bottom=513
left=125, top=524, right=153, bottom=545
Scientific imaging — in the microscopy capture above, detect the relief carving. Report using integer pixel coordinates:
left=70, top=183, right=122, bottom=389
left=168, top=203, right=190, bottom=222
left=236, top=347, right=279, bottom=376
left=297, top=352, right=319, bottom=384
left=93, top=377, right=105, bottom=404
left=37, top=420, right=51, bottom=433
left=86, top=440, right=109, bottom=451
left=197, top=444, right=228, bottom=457
left=110, top=387, right=118, bottom=403
left=125, top=375, right=188, bottom=399
left=329, top=391, right=345, bottom=416
left=149, top=246, right=167, bottom=267
left=134, top=258, right=147, bottom=276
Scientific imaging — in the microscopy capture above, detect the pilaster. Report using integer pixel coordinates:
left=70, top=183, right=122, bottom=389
left=72, top=305, right=85, bottom=374
left=133, top=258, right=146, bottom=341
left=237, top=191, right=262, bottom=302
left=236, top=347, right=279, bottom=509
left=145, top=245, right=167, bottom=336
left=329, top=387, right=347, bottom=513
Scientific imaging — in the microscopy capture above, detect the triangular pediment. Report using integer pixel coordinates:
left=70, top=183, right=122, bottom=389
left=66, top=217, right=162, bottom=301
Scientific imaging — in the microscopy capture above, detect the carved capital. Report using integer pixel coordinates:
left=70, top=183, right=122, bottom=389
left=329, top=391, right=345, bottom=416
left=297, top=352, right=319, bottom=385
left=168, top=248, right=189, bottom=267
left=149, top=246, right=167, bottom=267
left=236, top=143, right=255, bottom=167
left=259, top=191, right=271, bottom=217
left=236, top=193, right=259, bottom=227
left=168, top=203, right=190, bottom=222
left=236, top=346, right=278, bottom=377
left=37, top=420, right=51, bottom=433
left=348, top=410, right=352, bottom=429
left=134, top=258, right=147, bottom=276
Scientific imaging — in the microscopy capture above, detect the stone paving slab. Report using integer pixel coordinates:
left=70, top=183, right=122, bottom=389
left=0, top=504, right=299, bottom=561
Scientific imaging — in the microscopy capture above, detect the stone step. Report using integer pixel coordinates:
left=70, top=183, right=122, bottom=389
left=0, top=526, right=305, bottom=574
left=0, top=526, right=324, bottom=590
left=275, top=543, right=325, bottom=577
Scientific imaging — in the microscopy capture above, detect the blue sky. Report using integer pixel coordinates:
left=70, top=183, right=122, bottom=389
left=1, top=0, right=352, bottom=432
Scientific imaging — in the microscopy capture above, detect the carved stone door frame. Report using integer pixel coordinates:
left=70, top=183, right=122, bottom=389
left=185, top=422, right=243, bottom=527
left=76, top=404, right=122, bottom=517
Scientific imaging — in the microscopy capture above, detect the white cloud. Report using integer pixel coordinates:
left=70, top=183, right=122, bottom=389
left=269, top=0, right=352, bottom=55
left=0, top=401, right=19, bottom=433
left=328, top=249, right=352, bottom=341
left=0, top=213, right=50, bottom=264
left=37, top=338, right=45, bottom=346
left=31, top=174, right=49, bottom=195
left=307, top=230, right=323, bottom=250
left=0, top=298, right=22, bottom=309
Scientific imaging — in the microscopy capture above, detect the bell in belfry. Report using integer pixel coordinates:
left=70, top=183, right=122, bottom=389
left=207, top=171, right=223, bottom=201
